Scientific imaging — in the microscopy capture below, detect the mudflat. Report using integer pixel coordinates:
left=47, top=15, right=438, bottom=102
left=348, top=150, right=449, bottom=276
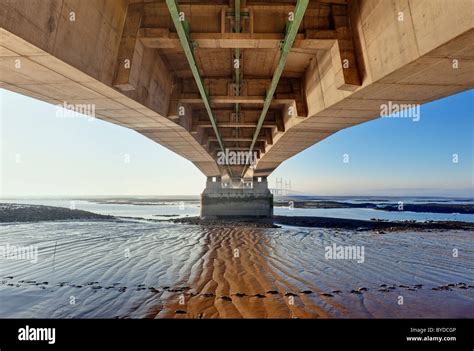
left=0, top=217, right=472, bottom=318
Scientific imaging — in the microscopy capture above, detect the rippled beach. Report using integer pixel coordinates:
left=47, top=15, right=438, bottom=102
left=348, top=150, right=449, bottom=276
left=1, top=219, right=473, bottom=318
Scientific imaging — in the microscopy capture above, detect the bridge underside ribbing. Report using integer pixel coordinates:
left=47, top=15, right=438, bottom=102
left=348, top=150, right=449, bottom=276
left=0, top=0, right=472, bottom=217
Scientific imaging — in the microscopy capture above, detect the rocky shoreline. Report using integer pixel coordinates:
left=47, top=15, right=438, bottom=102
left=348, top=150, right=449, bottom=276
left=274, top=200, right=474, bottom=214
left=0, top=203, right=114, bottom=223
left=272, top=215, right=474, bottom=232
left=1, top=203, right=474, bottom=232
left=171, top=215, right=474, bottom=232
left=171, top=216, right=278, bottom=228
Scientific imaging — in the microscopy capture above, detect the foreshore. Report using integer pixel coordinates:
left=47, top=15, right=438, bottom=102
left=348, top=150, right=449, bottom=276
left=2, top=203, right=474, bottom=232
left=1, top=218, right=472, bottom=318
left=0, top=203, right=114, bottom=223
left=274, top=200, right=474, bottom=214
left=172, top=215, right=474, bottom=232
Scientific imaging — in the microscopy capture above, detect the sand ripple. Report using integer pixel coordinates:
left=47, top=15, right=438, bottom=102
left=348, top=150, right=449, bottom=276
left=0, top=221, right=473, bottom=318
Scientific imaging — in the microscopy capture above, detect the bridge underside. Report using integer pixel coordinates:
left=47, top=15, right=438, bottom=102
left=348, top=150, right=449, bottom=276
left=0, top=0, right=472, bottom=216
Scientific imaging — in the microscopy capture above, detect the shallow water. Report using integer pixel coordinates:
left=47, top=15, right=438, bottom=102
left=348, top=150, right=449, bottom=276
left=0, top=220, right=473, bottom=318
left=0, top=199, right=200, bottom=220
left=2, top=198, right=474, bottom=222
left=274, top=206, right=474, bottom=222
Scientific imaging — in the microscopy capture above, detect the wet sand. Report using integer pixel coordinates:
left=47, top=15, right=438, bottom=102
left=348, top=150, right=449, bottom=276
left=173, top=215, right=474, bottom=231
left=0, top=220, right=472, bottom=318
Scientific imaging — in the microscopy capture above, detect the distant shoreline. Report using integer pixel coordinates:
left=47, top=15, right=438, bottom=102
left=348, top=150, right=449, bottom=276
left=0, top=203, right=114, bottom=223
left=2, top=203, right=473, bottom=232
left=274, top=200, right=474, bottom=214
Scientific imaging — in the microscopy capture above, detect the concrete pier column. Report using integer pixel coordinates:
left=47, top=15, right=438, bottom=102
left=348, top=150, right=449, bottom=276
left=200, top=177, right=273, bottom=218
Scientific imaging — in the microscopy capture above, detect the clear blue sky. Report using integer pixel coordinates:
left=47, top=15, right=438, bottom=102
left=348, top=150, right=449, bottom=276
left=0, top=88, right=472, bottom=197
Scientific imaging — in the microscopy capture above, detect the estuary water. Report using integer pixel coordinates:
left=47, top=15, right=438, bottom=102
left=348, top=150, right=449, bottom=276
left=1, top=196, right=474, bottom=222
left=0, top=197, right=473, bottom=318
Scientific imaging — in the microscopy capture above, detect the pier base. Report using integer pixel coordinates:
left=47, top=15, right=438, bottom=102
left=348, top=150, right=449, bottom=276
left=200, top=177, right=273, bottom=218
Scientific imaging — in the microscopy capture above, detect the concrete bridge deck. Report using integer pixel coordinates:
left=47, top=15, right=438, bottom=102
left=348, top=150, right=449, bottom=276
left=1, top=0, right=472, bottom=216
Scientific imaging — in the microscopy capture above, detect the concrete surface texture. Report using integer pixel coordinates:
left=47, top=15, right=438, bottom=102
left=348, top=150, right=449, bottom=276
left=0, top=0, right=473, bottom=181
left=201, top=176, right=273, bottom=217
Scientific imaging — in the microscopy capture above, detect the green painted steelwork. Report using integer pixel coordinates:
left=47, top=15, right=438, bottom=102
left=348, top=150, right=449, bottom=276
left=166, top=0, right=225, bottom=154
left=234, top=0, right=241, bottom=152
left=247, top=0, right=309, bottom=159
left=235, top=0, right=241, bottom=33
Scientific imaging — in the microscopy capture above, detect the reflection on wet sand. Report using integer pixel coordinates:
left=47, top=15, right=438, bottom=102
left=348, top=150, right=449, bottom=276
left=0, top=221, right=473, bottom=318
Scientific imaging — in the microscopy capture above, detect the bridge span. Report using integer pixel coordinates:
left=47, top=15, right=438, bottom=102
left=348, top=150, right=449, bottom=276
left=1, top=0, right=472, bottom=216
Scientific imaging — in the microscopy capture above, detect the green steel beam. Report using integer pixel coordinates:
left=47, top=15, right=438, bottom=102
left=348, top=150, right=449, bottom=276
left=246, top=0, right=309, bottom=168
left=234, top=0, right=241, bottom=122
left=234, top=0, right=241, bottom=95
left=234, top=1, right=241, bottom=148
left=234, top=48, right=241, bottom=121
left=166, top=0, right=225, bottom=155
left=235, top=0, right=241, bottom=33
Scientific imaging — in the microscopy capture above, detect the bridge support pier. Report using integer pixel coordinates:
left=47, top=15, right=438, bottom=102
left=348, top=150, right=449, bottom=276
left=200, top=177, right=273, bottom=218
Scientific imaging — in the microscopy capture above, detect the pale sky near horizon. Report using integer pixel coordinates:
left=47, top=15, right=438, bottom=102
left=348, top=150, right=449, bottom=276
left=0, top=88, right=473, bottom=198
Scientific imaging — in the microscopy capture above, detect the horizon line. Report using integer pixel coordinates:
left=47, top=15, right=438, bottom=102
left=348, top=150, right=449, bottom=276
left=1, top=194, right=473, bottom=200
